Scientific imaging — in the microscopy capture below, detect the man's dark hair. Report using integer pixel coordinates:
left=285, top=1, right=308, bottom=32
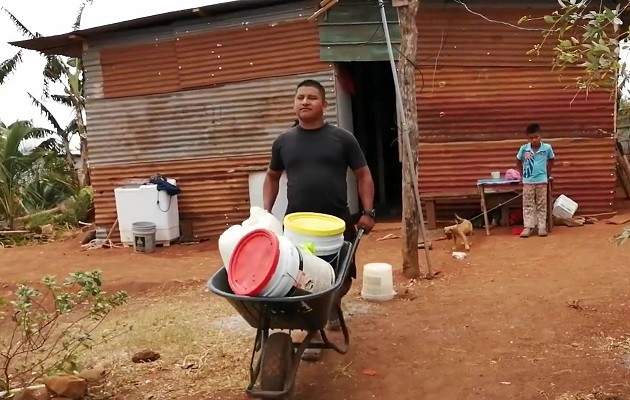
left=296, top=79, right=326, bottom=101
left=525, top=123, right=541, bottom=134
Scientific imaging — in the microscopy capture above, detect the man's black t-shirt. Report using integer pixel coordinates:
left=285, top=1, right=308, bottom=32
left=269, top=122, right=367, bottom=221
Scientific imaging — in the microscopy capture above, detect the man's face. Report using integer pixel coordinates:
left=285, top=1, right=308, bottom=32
left=527, top=133, right=541, bottom=146
left=294, top=86, right=327, bottom=122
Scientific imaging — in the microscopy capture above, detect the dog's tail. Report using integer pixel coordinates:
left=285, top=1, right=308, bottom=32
left=455, top=213, right=465, bottom=223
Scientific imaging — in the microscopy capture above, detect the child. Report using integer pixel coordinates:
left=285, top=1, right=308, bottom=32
left=516, top=123, right=555, bottom=237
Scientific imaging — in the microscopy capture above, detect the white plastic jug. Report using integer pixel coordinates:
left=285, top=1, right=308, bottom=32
left=242, top=206, right=283, bottom=236
left=219, top=224, right=254, bottom=271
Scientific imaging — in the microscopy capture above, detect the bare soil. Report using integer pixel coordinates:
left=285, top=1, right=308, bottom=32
left=2, top=215, right=630, bottom=400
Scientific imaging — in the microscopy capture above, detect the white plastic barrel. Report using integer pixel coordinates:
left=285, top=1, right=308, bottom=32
left=361, top=263, right=395, bottom=302
left=552, top=194, right=578, bottom=219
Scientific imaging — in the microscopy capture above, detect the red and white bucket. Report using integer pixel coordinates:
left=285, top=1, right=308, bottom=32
left=227, top=229, right=335, bottom=297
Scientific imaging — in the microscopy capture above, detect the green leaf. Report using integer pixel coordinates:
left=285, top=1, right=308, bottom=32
left=544, top=14, right=556, bottom=23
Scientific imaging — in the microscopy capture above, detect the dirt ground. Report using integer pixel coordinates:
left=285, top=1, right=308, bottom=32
left=2, top=212, right=630, bottom=399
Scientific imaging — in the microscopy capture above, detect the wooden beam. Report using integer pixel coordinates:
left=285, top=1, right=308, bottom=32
left=308, top=0, right=339, bottom=21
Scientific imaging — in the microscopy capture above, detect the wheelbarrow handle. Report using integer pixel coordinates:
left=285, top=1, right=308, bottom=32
left=349, top=228, right=365, bottom=260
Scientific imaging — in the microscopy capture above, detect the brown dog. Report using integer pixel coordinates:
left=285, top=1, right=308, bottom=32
left=443, top=214, right=474, bottom=251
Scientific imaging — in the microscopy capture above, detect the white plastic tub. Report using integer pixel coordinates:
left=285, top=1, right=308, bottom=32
left=361, top=263, right=395, bottom=302
left=552, top=194, right=578, bottom=219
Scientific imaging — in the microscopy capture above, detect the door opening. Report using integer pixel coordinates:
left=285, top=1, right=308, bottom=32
left=336, top=61, right=401, bottom=220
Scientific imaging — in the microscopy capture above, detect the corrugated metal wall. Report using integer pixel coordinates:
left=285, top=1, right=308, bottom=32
left=87, top=70, right=337, bottom=239
left=86, top=71, right=336, bottom=166
left=82, top=5, right=338, bottom=239
left=176, top=20, right=325, bottom=90
left=91, top=154, right=270, bottom=241
left=415, top=6, right=613, bottom=140
left=100, top=41, right=180, bottom=98
left=418, top=137, right=617, bottom=215
left=318, top=0, right=401, bottom=61
left=414, top=4, right=615, bottom=214
left=96, top=19, right=328, bottom=98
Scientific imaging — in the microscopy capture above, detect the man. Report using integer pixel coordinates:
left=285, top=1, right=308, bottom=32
left=263, top=79, right=376, bottom=360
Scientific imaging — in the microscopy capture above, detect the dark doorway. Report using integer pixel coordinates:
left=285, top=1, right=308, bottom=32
left=337, top=61, right=401, bottom=219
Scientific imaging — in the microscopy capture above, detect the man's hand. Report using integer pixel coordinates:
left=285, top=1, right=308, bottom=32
left=357, top=215, right=375, bottom=233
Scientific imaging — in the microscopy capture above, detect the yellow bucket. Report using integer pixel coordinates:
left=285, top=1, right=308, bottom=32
left=283, top=212, right=346, bottom=236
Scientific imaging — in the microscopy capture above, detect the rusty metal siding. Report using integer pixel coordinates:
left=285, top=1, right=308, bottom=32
left=100, top=40, right=180, bottom=98
left=415, top=5, right=614, bottom=140
left=83, top=49, right=103, bottom=100
left=418, top=137, right=616, bottom=214
left=91, top=154, right=270, bottom=241
left=173, top=1, right=315, bottom=35
left=85, top=70, right=336, bottom=166
left=176, top=19, right=327, bottom=90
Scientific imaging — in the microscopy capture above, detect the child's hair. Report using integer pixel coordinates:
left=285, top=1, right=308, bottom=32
left=525, top=123, right=541, bottom=134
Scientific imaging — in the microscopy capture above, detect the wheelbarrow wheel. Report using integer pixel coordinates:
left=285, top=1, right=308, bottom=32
left=260, top=332, right=294, bottom=395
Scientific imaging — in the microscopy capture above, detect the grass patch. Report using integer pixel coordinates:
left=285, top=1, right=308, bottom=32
left=78, top=287, right=254, bottom=399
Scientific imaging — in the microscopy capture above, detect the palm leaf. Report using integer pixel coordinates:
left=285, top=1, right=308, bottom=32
left=0, top=51, right=23, bottom=84
left=28, top=93, right=63, bottom=133
left=73, top=0, right=94, bottom=30
left=50, top=94, right=73, bottom=108
left=1, top=7, right=40, bottom=39
left=43, top=56, right=68, bottom=96
left=34, top=138, right=61, bottom=153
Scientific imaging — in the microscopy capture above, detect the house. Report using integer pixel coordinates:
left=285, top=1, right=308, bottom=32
left=11, top=0, right=616, bottom=239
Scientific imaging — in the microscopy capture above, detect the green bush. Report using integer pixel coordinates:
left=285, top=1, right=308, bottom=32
left=0, top=270, right=129, bottom=396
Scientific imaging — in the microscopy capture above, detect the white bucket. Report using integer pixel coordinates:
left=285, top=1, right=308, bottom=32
left=132, top=221, right=157, bottom=254
left=218, top=224, right=254, bottom=272
left=227, top=229, right=335, bottom=297
left=257, top=235, right=301, bottom=297
left=491, top=171, right=501, bottom=179
left=552, top=194, right=578, bottom=219
left=284, top=229, right=344, bottom=257
left=361, top=263, right=395, bottom=302
left=296, top=247, right=336, bottom=294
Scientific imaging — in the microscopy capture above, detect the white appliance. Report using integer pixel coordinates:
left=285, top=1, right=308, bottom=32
left=114, top=178, right=180, bottom=245
left=247, top=171, right=359, bottom=221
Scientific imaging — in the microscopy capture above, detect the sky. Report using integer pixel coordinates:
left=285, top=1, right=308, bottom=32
left=0, top=0, right=236, bottom=151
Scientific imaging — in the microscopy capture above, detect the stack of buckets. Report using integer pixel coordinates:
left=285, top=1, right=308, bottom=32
left=218, top=207, right=345, bottom=297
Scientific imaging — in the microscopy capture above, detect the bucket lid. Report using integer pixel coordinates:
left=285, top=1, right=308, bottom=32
left=283, top=212, right=345, bottom=236
left=228, top=229, right=280, bottom=296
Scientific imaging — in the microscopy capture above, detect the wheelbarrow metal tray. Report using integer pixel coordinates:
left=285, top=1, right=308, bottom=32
left=208, top=241, right=353, bottom=332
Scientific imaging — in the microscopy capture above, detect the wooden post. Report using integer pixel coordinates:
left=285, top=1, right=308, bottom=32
left=396, top=0, right=421, bottom=279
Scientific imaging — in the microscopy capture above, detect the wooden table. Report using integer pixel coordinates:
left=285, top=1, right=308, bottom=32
left=477, top=177, right=554, bottom=236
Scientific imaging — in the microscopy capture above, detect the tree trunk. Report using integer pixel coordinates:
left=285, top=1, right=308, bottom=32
left=63, top=139, right=80, bottom=186
left=76, top=108, right=90, bottom=187
left=397, top=0, right=421, bottom=279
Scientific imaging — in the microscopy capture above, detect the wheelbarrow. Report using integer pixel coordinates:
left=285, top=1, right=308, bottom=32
left=207, top=229, right=364, bottom=399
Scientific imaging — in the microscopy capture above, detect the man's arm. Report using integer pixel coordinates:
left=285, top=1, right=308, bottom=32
left=263, top=169, right=282, bottom=212
left=264, top=137, right=284, bottom=212
left=353, top=166, right=375, bottom=213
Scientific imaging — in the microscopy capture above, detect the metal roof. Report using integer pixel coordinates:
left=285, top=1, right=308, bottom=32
left=8, top=0, right=302, bottom=57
